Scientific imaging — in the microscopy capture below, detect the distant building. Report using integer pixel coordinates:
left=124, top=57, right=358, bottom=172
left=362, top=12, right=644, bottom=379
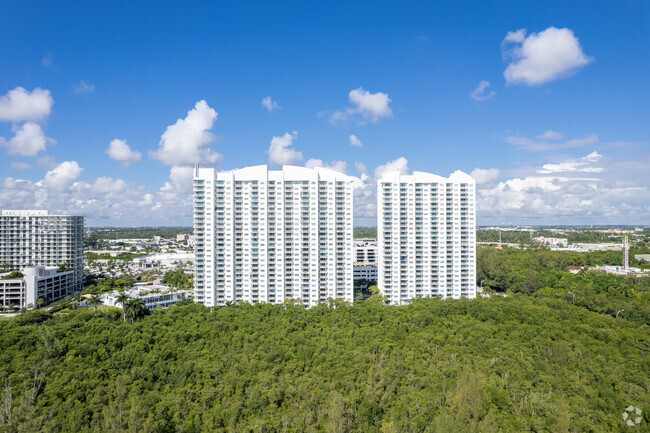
left=193, top=165, right=354, bottom=308
left=0, top=210, right=84, bottom=291
left=176, top=234, right=191, bottom=242
left=533, top=237, right=568, bottom=247
left=1, top=266, right=75, bottom=309
left=132, top=252, right=194, bottom=267
left=353, top=263, right=377, bottom=283
left=354, top=239, right=377, bottom=263
left=101, top=285, right=190, bottom=309
left=378, top=171, right=476, bottom=304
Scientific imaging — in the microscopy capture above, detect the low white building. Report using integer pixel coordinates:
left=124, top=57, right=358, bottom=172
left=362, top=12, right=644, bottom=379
left=0, top=266, right=75, bottom=309
left=354, top=239, right=377, bottom=263
left=353, top=263, right=377, bottom=283
left=101, top=285, right=190, bottom=310
left=132, top=252, right=194, bottom=268
left=533, top=237, right=568, bottom=247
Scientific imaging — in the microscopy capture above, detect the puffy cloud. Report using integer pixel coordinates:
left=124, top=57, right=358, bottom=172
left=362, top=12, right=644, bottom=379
left=355, top=162, right=367, bottom=174
left=507, top=131, right=598, bottom=152
left=268, top=131, right=302, bottom=166
left=374, top=157, right=409, bottom=179
left=0, top=122, right=55, bottom=156
left=470, top=81, right=496, bottom=101
left=470, top=167, right=500, bottom=184
left=537, top=151, right=604, bottom=174
left=0, top=87, right=53, bottom=122
left=0, top=167, right=192, bottom=226
left=350, top=157, right=411, bottom=225
left=349, top=134, right=363, bottom=147
left=477, top=151, right=650, bottom=224
left=73, top=80, right=95, bottom=94
left=10, top=162, right=31, bottom=171
left=330, top=87, right=392, bottom=123
left=261, top=96, right=281, bottom=112
left=304, top=158, right=348, bottom=174
left=160, top=166, right=194, bottom=195
left=106, top=138, right=142, bottom=167
left=38, top=161, right=83, bottom=192
left=503, top=27, right=592, bottom=86
left=150, top=100, right=223, bottom=166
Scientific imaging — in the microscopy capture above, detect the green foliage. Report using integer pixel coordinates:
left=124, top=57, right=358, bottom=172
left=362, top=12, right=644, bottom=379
left=353, top=226, right=377, bottom=239
left=477, top=246, right=650, bottom=325
left=161, top=270, right=193, bottom=290
left=1, top=271, right=24, bottom=280
left=2, top=296, right=646, bottom=432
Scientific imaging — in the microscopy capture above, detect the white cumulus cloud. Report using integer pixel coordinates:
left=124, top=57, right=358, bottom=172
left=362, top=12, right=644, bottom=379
left=375, top=157, right=409, bottom=179
left=305, top=159, right=348, bottom=174
left=477, top=151, right=650, bottom=224
left=38, top=161, right=83, bottom=192
left=0, top=87, right=54, bottom=122
left=470, top=81, right=496, bottom=101
left=160, top=166, right=195, bottom=195
left=330, top=87, right=393, bottom=124
left=470, top=167, right=500, bottom=184
left=349, top=134, right=363, bottom=147
left=268, top=132, right=302, bottom=166
left=106, top=138, right=142, bottom=167
left=150, top=100, right=223, bottom=166
left=503, top=27, right=592, bottom=85
left=0, top=122, right=55, bottom=156
left=261, top=96, right=281, bottom=112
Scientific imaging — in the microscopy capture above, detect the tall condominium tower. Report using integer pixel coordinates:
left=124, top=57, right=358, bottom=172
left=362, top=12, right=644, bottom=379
left=377, top=171, right=476, bottom=304
left=193, top=165, right=354, bottom=308
left=0, top=210, right=85, bottom=290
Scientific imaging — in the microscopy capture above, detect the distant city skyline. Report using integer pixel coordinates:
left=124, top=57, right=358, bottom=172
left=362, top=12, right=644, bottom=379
left=1, top=1, right=648, bottom=226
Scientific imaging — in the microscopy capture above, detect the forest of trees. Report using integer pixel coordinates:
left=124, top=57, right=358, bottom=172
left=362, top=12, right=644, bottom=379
left=1, top=294, right=648, bottom=431
left=1, top=245, right=648, bottom=432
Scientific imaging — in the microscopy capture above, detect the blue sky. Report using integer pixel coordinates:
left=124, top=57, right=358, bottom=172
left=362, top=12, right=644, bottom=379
left=0, top=0, right=649, bottom=226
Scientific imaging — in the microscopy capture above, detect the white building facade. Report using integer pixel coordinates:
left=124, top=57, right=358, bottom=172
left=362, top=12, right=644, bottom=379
left=194, top=165, right=354, bottom=308
left=1, top=266, right=75, bottom=309
left=377, top=171, right=476, bottom=304
left=0, top=210, right=84, bottom=290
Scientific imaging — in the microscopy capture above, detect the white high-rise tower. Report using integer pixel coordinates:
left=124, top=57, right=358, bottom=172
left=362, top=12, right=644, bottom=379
left=377, top=171, right=476, bottom=304
left=193, top=165, right=354, bottom=308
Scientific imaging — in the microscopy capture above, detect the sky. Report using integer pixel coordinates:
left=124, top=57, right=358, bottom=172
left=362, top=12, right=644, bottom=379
left=0, top=0, right=649, bottom=226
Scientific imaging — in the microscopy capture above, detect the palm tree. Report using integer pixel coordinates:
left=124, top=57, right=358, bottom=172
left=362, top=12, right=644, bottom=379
left=124, top=298, right=145, bottom=324
left=88, top=294, right=102, bottom=313
left=36, top=297, right=47, bottom=309
left=116, top=292, right=130, bottom=322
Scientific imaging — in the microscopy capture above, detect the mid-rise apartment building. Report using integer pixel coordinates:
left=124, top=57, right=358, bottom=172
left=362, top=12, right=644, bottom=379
left=0, top=210, right=84, bottom=291
left=377, top=171, right=476, bottom=304
left=1, top=266, right=75, bottom=309
left=193, top=165, right=354, bottom=308
left=354, top=239, right=377, bottom=263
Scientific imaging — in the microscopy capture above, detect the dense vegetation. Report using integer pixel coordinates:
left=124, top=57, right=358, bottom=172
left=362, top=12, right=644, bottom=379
left=353, top=227, right=377, bottom=239
left=478, top=246, right=650, bottom=325
left=1, top=292, right=648, bottom=432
